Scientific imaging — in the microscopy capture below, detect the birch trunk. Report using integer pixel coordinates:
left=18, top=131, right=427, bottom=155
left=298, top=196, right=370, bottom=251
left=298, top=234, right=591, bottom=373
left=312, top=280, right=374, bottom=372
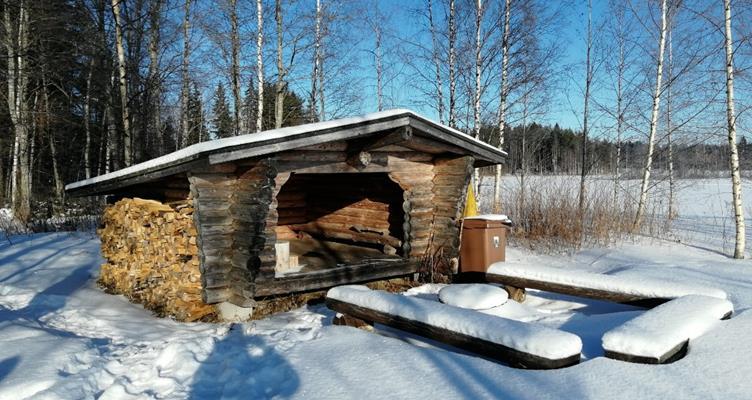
left=180, top=0, right=192, bottom=147
left=112, top=0, right=132, bottom=165
left=427, top=0, right=444, bottom=124
left=633, top=0, right=668, bottom=231
left=5, top=0, right=31, bottom=222
left=578, top=0, right=593, bottom=218
left=311, top=0, right=321, bottom=122
left=230, top=0, right=242, bottom=134
left=375, top=25, right=383, bottom=112
left=493, top=0, right=512, bottom=213
left=724, top=0, right=745, bottom=259
left=84, top=58, right=94, bottom=179
left=42, top=74, right=64, bottom=209
left=256, top=0, right=264, bottom=132
left=667, top=29, right=676, bottom=220
left=275, top=0, right=286, bottom=128
left=448, top=0, right=457, bottom=128
left=473, top=0, right=482, bottom=202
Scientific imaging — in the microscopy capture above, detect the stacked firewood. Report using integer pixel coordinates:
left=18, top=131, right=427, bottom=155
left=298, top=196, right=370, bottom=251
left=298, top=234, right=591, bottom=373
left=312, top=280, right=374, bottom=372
left=98, top=197, right=215, bottom=322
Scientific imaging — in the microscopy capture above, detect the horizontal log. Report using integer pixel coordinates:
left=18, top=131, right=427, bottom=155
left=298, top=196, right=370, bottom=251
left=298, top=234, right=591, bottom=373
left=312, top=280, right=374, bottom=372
left=254, top=259, right=420, bottom=297
left=286, top=223, right=402, bottom=248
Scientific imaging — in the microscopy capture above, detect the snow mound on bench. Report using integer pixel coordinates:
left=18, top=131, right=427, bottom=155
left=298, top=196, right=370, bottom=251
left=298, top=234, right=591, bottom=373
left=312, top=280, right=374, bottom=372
left=438, top=284, right=508, bottom=310
left=327, top=285, right=582, bottom=360
left=602, top=295, right=733, bottom=359
left=487, top=263, right=728, bottom=300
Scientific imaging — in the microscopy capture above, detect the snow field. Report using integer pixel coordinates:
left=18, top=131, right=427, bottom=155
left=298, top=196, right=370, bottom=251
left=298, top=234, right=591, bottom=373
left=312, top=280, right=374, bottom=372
left=602, top=295, right=734, bottom=359
left=327, top=285, right=582, bottom=360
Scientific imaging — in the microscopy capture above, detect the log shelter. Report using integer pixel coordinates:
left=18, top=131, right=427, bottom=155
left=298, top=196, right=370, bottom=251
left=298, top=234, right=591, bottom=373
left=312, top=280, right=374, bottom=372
left=66, top=109, right=506, bottom=319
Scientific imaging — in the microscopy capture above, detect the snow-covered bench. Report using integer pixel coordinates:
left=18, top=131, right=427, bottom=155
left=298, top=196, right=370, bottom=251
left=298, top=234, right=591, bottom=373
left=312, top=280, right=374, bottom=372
left=326, top=285, right=583, bottom=369
left=602, top=295, right=733, bottom=364
left=486, top=263, right=728, bottom=307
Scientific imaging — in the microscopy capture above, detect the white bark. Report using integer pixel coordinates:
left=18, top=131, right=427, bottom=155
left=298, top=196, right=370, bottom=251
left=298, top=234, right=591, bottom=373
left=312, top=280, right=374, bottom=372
left=112, top=0, right=132, bottom=165
left=275, top=0, right=285, bottom=129
left=230, top=0, right=242, bottom=134
left=311, top=0, right=321, bottom=121
left=374, top=25, right=383, bottom=112
left=579, top=0, right=593, bottom=216
left=667, top=29, right=676, bottom=220
left=473, top=0, right=482, bottom=202
left=256, top=0, right=264, bottom=132
left=180, top=0, right=192, bottom=147
left=493, top=0, right=512, bottom=213
left=633, top=0, right=668, bottom=230
left=448, top=0, right=456, bottom=128
left=724, top=0, right=746, bottom=259
left=5, top=0, right=31, bottom=222
left=84, top=58, right=94, bottom=179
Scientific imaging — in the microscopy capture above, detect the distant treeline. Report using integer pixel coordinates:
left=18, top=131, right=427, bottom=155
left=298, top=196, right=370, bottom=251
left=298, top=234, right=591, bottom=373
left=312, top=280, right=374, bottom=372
left=476, top=122, right=749, bottom=179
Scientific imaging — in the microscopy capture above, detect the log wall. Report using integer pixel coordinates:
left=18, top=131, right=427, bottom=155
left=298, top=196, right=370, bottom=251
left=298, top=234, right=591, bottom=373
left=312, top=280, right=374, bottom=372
left=98, top=198, right=215, bottom=321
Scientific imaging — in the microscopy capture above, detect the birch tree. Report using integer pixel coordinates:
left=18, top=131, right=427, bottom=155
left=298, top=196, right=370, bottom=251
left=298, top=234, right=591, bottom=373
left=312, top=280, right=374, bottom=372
left=311, top=0, right=322, bottom=121
left=473, top=0, right=483, bottom=197
left=4, top=0, right=31, bottom=222
left=578, top=0, right=593, bottom=216
left=180, top=0, right=192, bottom=148
left=112, top=0, right=132, bottom=165
left=633, top=0, right=668, bottom=230
left=147, top=0, right=163, bottom=155
left=230, top=0, right=242, bottom=134
left=275, top=0, right=286, bottom=128
left=723, top=0, right=745, bottom=259
left=448, top=0, right=457, bottom=128
left=666, top=27, right=676, bottom=220
left=493, top=0, right=512, bottom=213
left=256, top=0, right=264, bottom=132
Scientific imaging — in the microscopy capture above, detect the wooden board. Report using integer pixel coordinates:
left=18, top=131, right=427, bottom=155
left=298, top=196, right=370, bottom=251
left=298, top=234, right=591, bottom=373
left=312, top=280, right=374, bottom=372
left=326, top=297, right=580, bottom=369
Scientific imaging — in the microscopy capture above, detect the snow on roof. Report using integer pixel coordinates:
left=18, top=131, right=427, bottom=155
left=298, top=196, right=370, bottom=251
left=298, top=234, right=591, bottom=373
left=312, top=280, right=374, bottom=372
left=65, top=109, right=506, bottom=195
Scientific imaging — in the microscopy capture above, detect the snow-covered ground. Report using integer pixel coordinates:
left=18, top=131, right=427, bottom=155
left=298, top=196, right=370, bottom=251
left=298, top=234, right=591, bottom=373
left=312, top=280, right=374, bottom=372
left=2, top=232, right=752, bottom=399
left=2, top=177, right=752, bottom=399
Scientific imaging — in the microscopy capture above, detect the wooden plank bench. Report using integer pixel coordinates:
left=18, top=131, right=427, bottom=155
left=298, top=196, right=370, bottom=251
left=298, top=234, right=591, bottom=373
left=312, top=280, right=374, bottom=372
left=326, top=285, right=582, bottom=369
left=486, top=263, right=728, bottom=307
left=602, top=295, right=733, bottom=364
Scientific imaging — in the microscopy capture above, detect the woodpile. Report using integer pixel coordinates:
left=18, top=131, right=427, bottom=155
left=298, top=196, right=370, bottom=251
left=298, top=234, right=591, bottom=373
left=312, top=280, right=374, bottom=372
left=98, top=197, right=216, bottom=322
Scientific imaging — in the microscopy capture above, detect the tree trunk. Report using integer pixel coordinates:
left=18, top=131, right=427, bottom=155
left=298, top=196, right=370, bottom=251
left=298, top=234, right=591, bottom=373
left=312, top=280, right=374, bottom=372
left=84, top=57, right=95, bottom=179
left=256, top=0, right=264, bottom=132
left=493, top=0, right=512, bottom=213
left=633, top=0, right=668, bottom=231
left=579, top=0, right=593, bottom=220
left=667, top=29, right=676, bottom=221
left=473, top=0, right=482, bottom=203
left=427, top=0, right=444, bottom=124
left=311, top=0, right=321, bottom=122
left=148, top=0, right=163, bottom=155
left=448, top=0, right=456, bottom=128
left=723, top=0, right=745, bottom=259
left=180, top=0, right=192, bottom=147
left=374, top=25, right=383, bottom=112
left=42, top=74, right=64, bottom=210
left=275, top=0, right=286, bottom=129
left=112, top=0, right=132, bottom=165
left=612, top=13, right=625, bottom=212
left=5, top=0, right=31, bottom=222
left=230, top=0, right=242, bottom=135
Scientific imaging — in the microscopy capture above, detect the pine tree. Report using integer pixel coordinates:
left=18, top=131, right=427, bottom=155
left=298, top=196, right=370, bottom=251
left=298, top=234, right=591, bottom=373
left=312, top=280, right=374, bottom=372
left=212, top=83, right=234, bottom=139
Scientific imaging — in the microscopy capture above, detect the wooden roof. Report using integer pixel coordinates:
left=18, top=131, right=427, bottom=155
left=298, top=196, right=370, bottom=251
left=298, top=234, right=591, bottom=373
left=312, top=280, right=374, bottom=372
left=66, top=109, right=506, bottom=196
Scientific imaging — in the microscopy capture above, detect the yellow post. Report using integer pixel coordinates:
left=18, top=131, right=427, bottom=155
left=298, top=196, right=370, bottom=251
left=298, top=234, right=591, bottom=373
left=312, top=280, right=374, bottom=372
left=463, top=182, right=478, bottom=217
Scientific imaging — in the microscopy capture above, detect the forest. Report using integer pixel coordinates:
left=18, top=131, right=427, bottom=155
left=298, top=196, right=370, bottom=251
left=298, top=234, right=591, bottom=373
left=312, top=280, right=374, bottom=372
left=1, top=0, right=750, bottom=253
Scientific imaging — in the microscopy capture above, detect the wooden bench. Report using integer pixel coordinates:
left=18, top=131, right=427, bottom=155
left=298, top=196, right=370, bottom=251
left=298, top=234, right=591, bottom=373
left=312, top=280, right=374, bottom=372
left=602, top=295, right=733, bottom=364
left=326, top=285, right=582, bottom=369
left=486, top=263, right=728, bottom=307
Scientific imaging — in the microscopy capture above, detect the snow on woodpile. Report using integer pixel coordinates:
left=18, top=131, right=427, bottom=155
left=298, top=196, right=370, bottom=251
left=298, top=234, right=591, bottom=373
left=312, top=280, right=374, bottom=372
left=488, top=263, right=728, bottom=300
left=327, top=285, right=582, bottom=360
left=438, top=284, right=509, bottom=310
left=99, top=198, right=215, bottom=321
left=602, top=295, right=733, bottom=360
